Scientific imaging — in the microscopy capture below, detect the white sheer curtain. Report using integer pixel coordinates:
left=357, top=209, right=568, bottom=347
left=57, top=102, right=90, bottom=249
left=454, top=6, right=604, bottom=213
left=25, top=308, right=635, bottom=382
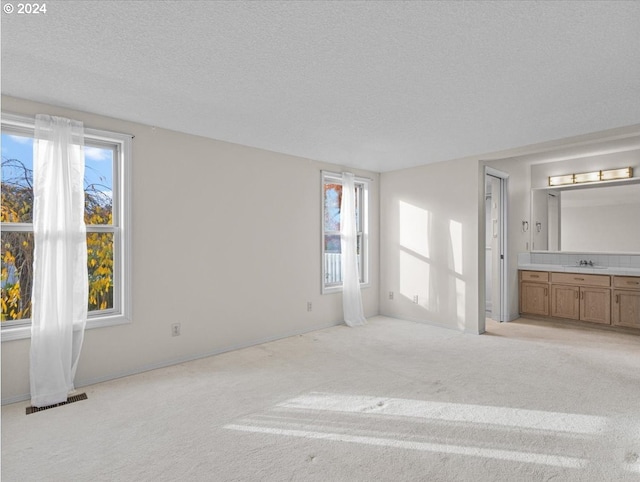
left=340, top=172, right=366, bottom=327
left=30, top=115, right=88, bottom=407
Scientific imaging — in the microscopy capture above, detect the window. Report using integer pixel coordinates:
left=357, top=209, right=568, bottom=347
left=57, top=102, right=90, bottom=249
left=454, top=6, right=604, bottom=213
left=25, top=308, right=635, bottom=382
left=1, top=113, right=132, bottom=340
left=322, top=171, right=368, bottom=292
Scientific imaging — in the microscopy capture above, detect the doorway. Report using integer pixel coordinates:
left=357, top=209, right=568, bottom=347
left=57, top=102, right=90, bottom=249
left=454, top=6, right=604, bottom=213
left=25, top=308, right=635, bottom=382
left=484, top=168, right=508, bottom=323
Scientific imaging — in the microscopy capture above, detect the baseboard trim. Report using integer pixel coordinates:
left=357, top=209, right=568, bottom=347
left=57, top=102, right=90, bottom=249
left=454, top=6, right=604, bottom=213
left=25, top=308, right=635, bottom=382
left=2, top=393, right=31, bottom=406
left=2, top=319, right=345, bottom=406
left=378, top=311, right=466, bottom=333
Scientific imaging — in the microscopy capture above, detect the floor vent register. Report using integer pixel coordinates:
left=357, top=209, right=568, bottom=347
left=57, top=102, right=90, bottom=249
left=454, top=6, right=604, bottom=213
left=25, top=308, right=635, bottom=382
left=26, top=393, right=88, bottom=415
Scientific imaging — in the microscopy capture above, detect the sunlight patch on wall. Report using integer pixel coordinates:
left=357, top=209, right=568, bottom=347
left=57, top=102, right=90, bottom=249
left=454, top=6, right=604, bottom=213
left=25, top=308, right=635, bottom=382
left=399, top=201, right=430, bottom=258
left=448, top=219, right=465, bottom=328
left=449, top=219, right=463, bottom=275
left=399, top=250, right=429, bottom=305
left=455, top=278, right=466, bottom=329
left=398, top=201, right=432, bottom=305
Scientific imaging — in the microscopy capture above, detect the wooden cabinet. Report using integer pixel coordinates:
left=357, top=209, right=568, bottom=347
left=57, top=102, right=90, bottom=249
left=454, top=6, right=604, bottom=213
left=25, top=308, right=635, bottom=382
left=519, top=271, right=549, bottom=316
left=580, top=287, right=611, bottom=325
left=550, top=284, right=611, bottom=324
left=550, top=284, right=579, bottom=319
left=521, top=282, right=549, bottom=316
left=612, top=276, right=640, bottom=329
left=548, top=272, right=611, bottom=325
left=520, top=270, right=623, bottom=328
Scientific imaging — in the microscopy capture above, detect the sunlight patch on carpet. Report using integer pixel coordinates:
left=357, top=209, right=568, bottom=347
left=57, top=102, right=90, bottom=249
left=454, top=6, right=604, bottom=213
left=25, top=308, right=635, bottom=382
left=225, top=423, right=587, bottom=469
left=277, top=393, right=608, bottom=434
left=222, top=392, right=620, bottom=470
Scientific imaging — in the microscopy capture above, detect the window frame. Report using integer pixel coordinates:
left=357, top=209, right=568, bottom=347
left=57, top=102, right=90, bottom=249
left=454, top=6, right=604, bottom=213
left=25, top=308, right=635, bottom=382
left=1, top=112, right=132, bottom=341
left=321, top=170, right=369, bottom=294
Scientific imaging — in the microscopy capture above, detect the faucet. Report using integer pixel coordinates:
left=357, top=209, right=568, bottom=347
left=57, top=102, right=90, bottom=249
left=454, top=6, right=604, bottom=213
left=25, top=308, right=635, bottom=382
left=579, top=260, right=594, bottom=266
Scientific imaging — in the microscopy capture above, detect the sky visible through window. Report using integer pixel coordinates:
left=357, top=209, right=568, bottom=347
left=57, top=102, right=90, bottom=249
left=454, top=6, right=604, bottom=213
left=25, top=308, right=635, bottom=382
left=1, top=133, right=113, bottom=201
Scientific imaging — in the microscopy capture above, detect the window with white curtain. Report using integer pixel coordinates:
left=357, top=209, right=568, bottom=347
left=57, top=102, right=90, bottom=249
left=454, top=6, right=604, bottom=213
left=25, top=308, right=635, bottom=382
left=1, top=113, right=132, bottom=340
left=322, top=171, right=368, bottom=293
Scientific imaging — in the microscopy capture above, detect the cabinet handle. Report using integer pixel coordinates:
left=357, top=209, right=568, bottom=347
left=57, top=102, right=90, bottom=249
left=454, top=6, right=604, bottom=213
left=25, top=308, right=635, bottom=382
left=616, top=294, right=619, bottom=303
left=530, top=274, right=539, bottom=278
left=626, top=281, right=639, bottom=285
left=575, top=291, right=579, bottom=299
left=544, top=288, right=547, bottom=296
left=580, top=291, right=584, bottom=300
left=574, top=277, right=585, bottom=281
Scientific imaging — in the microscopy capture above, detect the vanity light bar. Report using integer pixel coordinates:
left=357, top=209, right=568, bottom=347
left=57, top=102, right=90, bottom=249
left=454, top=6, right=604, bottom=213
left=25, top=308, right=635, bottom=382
left=573, top=171, right=601, bottom=183
left=548, top=174, right=574, bottom=186
left=548, top=167, right=632, bottom=186
left=601, top=167, right=633, bottom=181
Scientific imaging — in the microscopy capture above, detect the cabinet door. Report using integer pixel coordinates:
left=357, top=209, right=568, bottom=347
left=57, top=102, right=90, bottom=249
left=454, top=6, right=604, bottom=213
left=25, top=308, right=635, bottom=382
left=580, top=287, right=611, bottom=325
left=551, top=285, right=579, bottom=320
left=612, top=290, right=640, bottom=328
left=520, top=282, right=549, bottom=316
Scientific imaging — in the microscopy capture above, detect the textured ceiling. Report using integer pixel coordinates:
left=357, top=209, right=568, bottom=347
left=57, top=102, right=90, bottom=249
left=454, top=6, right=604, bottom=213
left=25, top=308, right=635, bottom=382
left=2, top=1, right=639, bottom=172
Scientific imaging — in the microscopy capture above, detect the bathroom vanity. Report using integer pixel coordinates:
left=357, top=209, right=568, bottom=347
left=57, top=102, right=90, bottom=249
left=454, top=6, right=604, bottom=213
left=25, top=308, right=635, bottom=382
left=513, top=133, right=640, bottom=331
left=518, top=253, right=640, bottom=330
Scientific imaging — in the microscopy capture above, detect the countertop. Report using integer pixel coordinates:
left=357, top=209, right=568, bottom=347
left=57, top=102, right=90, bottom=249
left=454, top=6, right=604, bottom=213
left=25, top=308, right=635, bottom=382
left=518, top=264, right=640, bottom=276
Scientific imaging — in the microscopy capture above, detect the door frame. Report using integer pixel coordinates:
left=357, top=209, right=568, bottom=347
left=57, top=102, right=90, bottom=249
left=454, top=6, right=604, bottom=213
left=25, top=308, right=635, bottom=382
left=484, top=166, right=509, bottom=324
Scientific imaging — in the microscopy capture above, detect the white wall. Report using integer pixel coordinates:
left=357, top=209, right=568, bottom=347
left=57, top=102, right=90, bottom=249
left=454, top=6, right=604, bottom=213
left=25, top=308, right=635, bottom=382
left=530, top=189, right=549, bottom=251
left=379, top=157, right=481, bottom=334
left=1, top=96, right=380, bottom=403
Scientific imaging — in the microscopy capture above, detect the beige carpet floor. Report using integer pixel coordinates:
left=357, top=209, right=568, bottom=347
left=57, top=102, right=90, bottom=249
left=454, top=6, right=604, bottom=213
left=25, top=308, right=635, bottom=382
left=2, top=315, right=640, bottom=481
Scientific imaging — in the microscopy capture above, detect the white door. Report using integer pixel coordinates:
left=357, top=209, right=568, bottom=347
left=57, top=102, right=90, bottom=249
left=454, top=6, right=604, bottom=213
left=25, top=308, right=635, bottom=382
left=485, top=168, right=508, bottom=324
left=485, top=184, right=493, bottom=315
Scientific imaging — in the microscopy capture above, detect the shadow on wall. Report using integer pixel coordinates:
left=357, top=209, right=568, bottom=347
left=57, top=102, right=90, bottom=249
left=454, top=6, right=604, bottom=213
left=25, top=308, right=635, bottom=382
left=398, top=200, right=466, bottom=331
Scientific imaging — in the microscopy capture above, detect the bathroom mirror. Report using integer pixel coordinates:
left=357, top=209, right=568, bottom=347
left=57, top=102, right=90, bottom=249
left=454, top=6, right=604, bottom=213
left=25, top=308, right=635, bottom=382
left=530, top=181, right=640, bottom=252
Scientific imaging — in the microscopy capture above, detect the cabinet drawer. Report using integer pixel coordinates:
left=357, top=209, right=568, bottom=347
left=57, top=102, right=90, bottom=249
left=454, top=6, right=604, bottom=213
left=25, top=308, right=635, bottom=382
left=521, top=271, right=548, bottom=282
left=550, top=272, right=610, bottom=287
left=613, top=276, right=640, bottom=290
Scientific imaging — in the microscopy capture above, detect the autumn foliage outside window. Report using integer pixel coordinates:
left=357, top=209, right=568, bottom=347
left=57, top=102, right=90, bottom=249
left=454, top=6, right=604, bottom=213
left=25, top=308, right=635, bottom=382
left=1, top=131, right=115, bottom=322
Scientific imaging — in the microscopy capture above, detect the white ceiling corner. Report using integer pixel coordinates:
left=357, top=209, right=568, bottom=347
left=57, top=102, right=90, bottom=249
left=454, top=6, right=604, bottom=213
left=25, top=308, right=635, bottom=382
left=2, top=0, right=639, bottom=172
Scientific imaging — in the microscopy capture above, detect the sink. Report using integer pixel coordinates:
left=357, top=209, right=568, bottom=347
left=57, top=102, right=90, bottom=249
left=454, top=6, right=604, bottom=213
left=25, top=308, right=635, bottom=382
left=563, top=265, right=608, bottom=269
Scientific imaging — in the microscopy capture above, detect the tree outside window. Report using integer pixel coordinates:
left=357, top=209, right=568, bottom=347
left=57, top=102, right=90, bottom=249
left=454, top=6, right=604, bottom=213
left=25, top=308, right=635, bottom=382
left=1, top=131, right=116, bottom=323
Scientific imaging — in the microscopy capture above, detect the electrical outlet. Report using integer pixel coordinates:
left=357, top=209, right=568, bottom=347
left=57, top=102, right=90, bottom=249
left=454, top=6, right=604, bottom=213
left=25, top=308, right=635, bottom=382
left=413, top=295, right=419, bottom=304
left=307, top=301, right=312, bottom=312
left=389, top=291, right=394, bottom=300
left=171, top=323, right=181, bottom=337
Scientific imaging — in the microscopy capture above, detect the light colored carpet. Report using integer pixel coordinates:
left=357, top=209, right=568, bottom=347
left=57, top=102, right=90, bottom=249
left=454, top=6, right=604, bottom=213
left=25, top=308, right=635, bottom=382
left=2, top=315, right=640, bottom=481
